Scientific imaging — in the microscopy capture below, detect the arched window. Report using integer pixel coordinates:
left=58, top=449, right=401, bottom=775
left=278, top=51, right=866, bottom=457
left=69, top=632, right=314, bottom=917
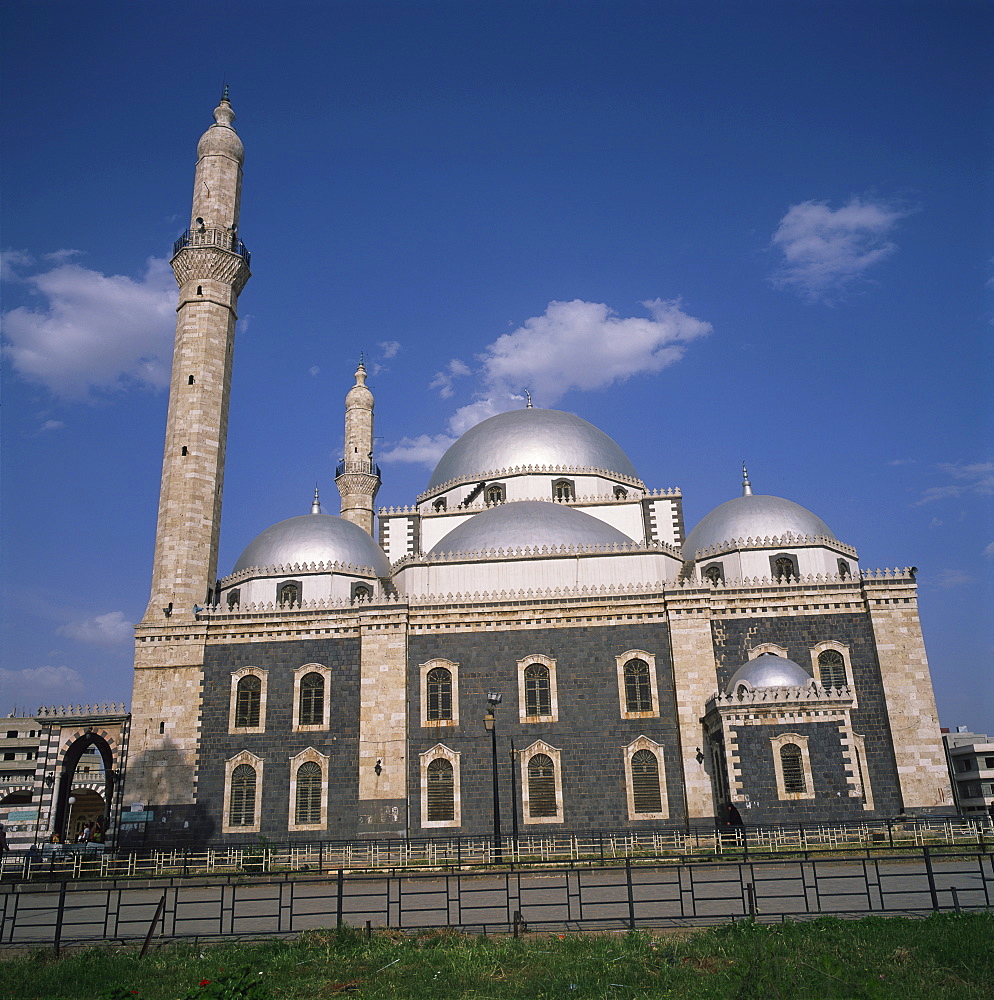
left=235, top=675, right=261, bottom=728
left=229, top=764, right=257, bottom=826
left=771, top=554, right=798, bottom=580
left=631, top=749, right=662, bottom=815
left=298, top=672, right=325, bottom=726
left=527, top=754, right=557, bottom=818
left=485, top=483, right=505, bottom=505
left=351, top=583, right=372, bottom=602
left=426, top=758, right=454, bottom=822
left=278, top=581, right=301, bottom=606
left=426, top=667, right=452, bottom=721
left=524, top=663, right=551, bottom=717
left=552, top=479, right=575, bottom=501
left=703, top=563, right=723, bottom=586
left=294, top=761, right=322, bottom=825
left=818, top=649, right=847, bottom=689
left=613, top=486, right=628, bottom=499
left=623, top=659, right=652, bottom=713
left=226, top=589, right=240, bottom=610
left=433, top=497, right=447, bottom=511
left=779, top=743, right=805, bottom=793
left=837, top=559, right=851, bottom=579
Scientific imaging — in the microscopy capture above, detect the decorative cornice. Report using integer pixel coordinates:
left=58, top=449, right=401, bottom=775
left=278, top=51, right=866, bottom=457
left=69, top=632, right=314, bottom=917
left=416, top=464, right=648, bottom=503
left=389, top=538, right=683, bottom=566
left=217, top=558, right=384, bottom=588
left=36, top=703, right=128, bottom=717
left=705, top=684, right=854, bottom=711
left=690, top=531, right=858, bottom=559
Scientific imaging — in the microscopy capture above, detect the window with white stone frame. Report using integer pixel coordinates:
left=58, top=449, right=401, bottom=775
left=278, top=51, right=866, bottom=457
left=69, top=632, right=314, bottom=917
left=521, top=740, right=564, bottom=823
left=421, top=658, right=459, bottom=727
left=420, top=744, right=461, bottom=828
left=615, top=650, right=660, bottom=718
left=750, top=642, right=789, bottom=659
left=223, top=751, right=264, bottom=833
left=292, top=663, right=332, bottom=731
left=770, top=733, right=814, bottom=800
left=287, top=747, right=328, bottom=831
left=810, top=641, right=855, bottom=704
left=624, top=737, right=668, bottom=820
left=518, top=654, right=558, bottom=722
left=229, top=666, right=268, bottom=734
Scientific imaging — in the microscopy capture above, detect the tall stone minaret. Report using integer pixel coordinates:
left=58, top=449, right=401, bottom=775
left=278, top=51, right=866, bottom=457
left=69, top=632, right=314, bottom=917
left=144, top=90, right=251, bottom=621
left=335, top=360, right=380, bottom=535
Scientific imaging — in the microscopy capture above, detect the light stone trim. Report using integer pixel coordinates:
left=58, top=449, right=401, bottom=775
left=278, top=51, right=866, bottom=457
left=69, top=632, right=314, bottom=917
left=624, top=736, right=669, bottom=820
left=291, top=663, right=332, bottom=732
left=749, top=642, right=788, bottom=659
left=810, top=640, right=857, bottom=708
left=358, top=623, right=408, bottom=805
left=770, top=733, right=815, bottom=800
left=222, top=750, right=263, bottom=834
left=518, top=653, right=559, bottom=723
left=521, top=740, right=564, bottom=824
left=419, top=743, right=461, bottom=829
left=287, top=747, right=328, bottom=832
left=228, top=666, right=268, bottom=734
left=615, top=649, right=660, bottom=719
left=420, top=658, right=459, bottom=728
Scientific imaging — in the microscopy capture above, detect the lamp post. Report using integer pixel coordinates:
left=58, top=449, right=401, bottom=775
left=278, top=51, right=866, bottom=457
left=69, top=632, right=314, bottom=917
left=509, top=739, right=519, bottom=846
left=66, top=796, right=76, bottom=843
left=484, top=690, right=502, bottom=862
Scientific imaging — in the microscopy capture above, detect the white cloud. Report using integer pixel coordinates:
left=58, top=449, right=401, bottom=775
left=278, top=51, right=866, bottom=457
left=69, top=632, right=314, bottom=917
left=384, top=297, right=711, bottom=465
left=937, top=569, right=973, bottom=589
left=983, top=541, right=994, bottom=558
left=0, top=665, right=85, bottom=709
left=429, top=358, right=471, bottom=399
left=770, top=197, right=909, bottom=302
left=38, top=419, right=65, bottom=432
left=309, top=365, right=320, bottom=376
left=380, top=340, right=401, bottom=359
left=58, top=611, right=133, bottom=646
left=379, top=433, right=456, bottom=468
left=916, top=461, right=994, bottom=505
left=2, top=254, right=176, bottom=399
left=0, top=249, right=34, bottom=280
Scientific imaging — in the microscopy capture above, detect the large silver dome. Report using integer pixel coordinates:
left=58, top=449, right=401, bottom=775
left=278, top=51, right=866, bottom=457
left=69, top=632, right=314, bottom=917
left=233, top=513, right=391, bottom=575
left=427, top=408, right=640, bottom=491
left=726, top=654, right=813, bottom=693
left=429, top=500, right=635, bottom=555
left=684, top=494, right=836, bottom=557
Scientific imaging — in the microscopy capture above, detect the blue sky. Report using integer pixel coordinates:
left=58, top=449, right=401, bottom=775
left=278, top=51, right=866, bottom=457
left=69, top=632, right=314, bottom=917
left=2, top=1, right=991, bottom=731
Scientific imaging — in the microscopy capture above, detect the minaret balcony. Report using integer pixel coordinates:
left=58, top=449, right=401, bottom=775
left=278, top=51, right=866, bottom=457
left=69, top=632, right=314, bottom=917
left=336, top=459, right=381, bottom=478
left=172, top=227, right=251, bottom=266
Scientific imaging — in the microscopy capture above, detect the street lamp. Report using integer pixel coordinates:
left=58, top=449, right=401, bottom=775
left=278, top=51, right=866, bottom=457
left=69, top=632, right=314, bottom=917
left=484, top=690, right=503, bottom=862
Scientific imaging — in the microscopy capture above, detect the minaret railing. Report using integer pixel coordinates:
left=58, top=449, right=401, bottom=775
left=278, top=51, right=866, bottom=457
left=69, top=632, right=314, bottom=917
left=336, top=459, right=380, bottom=477
left=172, top=227, right=251, bottom=265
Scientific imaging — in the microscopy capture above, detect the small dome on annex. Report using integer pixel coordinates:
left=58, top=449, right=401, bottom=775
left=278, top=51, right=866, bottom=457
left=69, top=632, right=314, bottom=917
left=426, top=407, right=641, bottom=492
left=428, top=499, right=636, bottom=555
left=233, top=511, right=391, bottom=576
left=726, top=653, right=814, bottom=693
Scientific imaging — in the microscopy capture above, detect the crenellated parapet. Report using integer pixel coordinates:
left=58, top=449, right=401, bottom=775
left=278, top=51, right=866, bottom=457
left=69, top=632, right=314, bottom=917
left=690, top=531, right=858, bottom=559
left=36, top=702, right=128, bottom=717
left=705, top=684, right=853, bottom=710
left=390, top=537, right=683, bottom=565
left=217, top=557, right=386, bottom=587
left=417, top=463, right=647, bottom=502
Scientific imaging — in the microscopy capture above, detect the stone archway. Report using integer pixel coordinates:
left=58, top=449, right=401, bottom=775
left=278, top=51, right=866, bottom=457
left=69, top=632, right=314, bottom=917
left=52, top=732, right=118, bottom=843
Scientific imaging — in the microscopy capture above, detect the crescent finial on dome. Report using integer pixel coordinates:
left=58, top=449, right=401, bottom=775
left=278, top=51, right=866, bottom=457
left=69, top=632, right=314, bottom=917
left=742, top=462, right=753, bottom=496
left=311, top=485, right=322, bottom=514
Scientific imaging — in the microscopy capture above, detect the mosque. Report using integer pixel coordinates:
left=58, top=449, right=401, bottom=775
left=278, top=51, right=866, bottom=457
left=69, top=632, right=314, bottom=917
left=123, top=94, right=952, bottom=847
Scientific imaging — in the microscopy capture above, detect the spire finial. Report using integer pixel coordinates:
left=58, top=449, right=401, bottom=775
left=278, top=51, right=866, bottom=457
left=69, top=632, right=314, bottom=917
left=311, top=484, right=322, bottom=514
left=354, top=356, right=367, bottom=385
left=221, top=83, right=230, bottom=104
left=742, top=462, right=753, bottom=496
left=524, top=388, right=533, bottom=408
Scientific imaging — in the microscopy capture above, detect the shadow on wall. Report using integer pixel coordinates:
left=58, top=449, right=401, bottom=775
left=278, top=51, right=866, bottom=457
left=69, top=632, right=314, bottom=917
left=118, top=737, right=217, bottom=849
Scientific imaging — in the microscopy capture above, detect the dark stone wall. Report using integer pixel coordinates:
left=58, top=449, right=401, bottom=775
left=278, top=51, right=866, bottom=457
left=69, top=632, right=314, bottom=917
left=196, top=636, right=362, bottom=842
left=408, top=621, right=684, bottom=836
left=711, top=612, right=902, bottom=820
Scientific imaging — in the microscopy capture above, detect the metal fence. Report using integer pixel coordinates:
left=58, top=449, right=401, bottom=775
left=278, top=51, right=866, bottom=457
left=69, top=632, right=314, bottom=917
left=1, top=849, right=991, bottom=948
left=2, top=816, right=990, bottom=883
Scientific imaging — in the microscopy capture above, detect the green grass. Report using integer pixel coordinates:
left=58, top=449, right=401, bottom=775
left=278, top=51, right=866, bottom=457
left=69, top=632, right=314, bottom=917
left=3, top=913, right=992, bottom=999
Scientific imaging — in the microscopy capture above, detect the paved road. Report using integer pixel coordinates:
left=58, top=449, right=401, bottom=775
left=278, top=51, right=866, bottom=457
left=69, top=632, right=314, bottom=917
left=1, top=857, right=990, bottom=945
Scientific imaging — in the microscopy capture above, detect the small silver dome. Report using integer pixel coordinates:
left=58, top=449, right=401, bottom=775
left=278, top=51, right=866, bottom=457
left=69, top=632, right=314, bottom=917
left=429, top=500, right=635, bottom=555
left=427, top=408, right=640, bottom=491
left=233, top=513, right=390, bottom=575
left=726, top=654, right=813, bottom=693
left=684, top=494, right=837, bottom=557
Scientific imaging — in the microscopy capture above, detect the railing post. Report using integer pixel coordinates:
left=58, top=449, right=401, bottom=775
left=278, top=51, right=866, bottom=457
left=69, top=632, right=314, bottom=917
left=337, top=868, right=344, bottom=928
left=745, top=882, right=756, bottom=917
left=625, top=857, right=636, bottom=930
left=52, top=880, right=68, bottom=957
left=923, top=845, right=939, bottom=911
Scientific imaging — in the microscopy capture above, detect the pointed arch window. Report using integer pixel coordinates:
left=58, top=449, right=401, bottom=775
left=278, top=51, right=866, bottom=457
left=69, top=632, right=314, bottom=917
left=527, top=754, right=558, bottom=818
left=294, top=761, right=322, bottom=825
left=426, top=758, right=455, bottom=822
left=817, top=649, right=847, bottom=689
left=229, top=764, right=257, bottom=827
left=524, top=664, right=551, bottom=718
left=235, top=675, right=261, bottom=728
left=623, top=659, right=652, bottom=713
left=426, top=668, right=452, bottom=721
left=631, top=749, right=663, bottom=815
left=298, top=672, right=324, bottom=727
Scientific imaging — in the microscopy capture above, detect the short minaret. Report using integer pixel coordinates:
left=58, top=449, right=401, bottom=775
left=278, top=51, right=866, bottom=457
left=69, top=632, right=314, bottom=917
left=144, top=90, right=251, bottom=621
left=335, top=360, right=380, bottom=535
